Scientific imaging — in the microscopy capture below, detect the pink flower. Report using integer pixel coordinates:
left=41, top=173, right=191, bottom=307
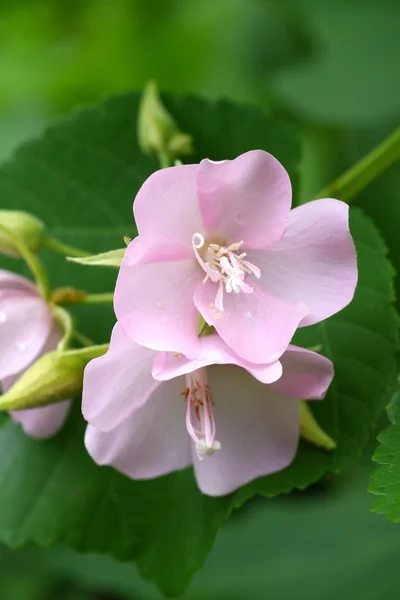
left=114, top=150, right=357, bottom=364
left=82, top=324, right=333, bottom=496
left=0, top=270, right=70, bottom=439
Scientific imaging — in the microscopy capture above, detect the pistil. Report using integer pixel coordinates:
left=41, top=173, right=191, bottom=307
left=181, top=367, right=221, bottom=460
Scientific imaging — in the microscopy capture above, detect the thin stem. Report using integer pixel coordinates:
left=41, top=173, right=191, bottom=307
left=81, top=292, right=114, bottom=304
left=158, top=149, right=172, bottom=169
left=44, top=235, right=91, bottom=258
left=314, top=125, right=400, bottom=203
left=73, top=330, right=95, bottom=347
left=0, top=224, right=50, bottom=299
left=52, top=305, right=74, bottom=351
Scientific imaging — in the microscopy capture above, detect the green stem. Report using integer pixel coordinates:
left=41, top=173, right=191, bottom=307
left=44, top=235, right=91, bottom=258
left=81, top=292, right=114, bottom=304
left=315, top=125, right=400, bottom=203
left=158, top=149, right=172, bottom=169
left=73, top=330, right=95, bottom=347
left=0, top=224, right=50, bottom=299
left=52, top=305, right=74, bottom=351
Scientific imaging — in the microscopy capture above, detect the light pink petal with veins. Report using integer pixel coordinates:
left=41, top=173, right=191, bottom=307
left=133, top=163, right=203, bottom=257
left=194, top=279, right=309, bottom=364
left=85, top=377, right=191, bottom=479
left=115, top=258, right=200, bottom=359
left=193, top=366, right=300, bottom=496
left=153, top=333, right=283, bottom=385
left=3, top=324, right=72, bottom=439
left=82, top=323, right=159, bottom=432
left=0, top=270, right=37, bottom=294
left=9, top=402, right=71, bottom=439
left=197, top=150, right=291, bottom=248
left=0, top=291, right=52, bottom=379
left=269, top=345, right=334, bottom=399
left=246, top=199, right=357, bottom=326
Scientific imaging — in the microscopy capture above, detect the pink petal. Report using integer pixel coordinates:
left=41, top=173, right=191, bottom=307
left=193, top=366, right=300, bottom=496
left=3, top=324, right=72, bottom=439
left=10, top=402, right=71, bottom=440
left=2, top=322, right=63, bottom=391
left=269, top=345, right=334, bottom=399
left=115, top=258, right=200, bottom=359
left=82, top=323, right=159, bottom=432
left=0, top=270, right=36, bottom=294
left=194, top=280, right=309, bottom=364
left=153, top=333, right=282, bottom=385
left=133, top=163, right=203, bottom=257
left=85, top=378, right=191, bottom=479
left=0, top=291, right=52, bottom=379
left=197, top=151, right=291, bottom=249
left=246, top=199, right=357, bottom=326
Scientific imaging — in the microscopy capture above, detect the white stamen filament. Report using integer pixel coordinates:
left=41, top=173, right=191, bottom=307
left=182, top=368, right=221, bottom=460
left=192, top=233, right=261, bottom=311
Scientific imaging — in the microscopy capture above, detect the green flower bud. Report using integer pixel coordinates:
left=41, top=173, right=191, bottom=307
left=0, top=345, right=108, bottom=411
left=299, top=401, right=336, bottom=451
left=0, top=210, right=46, bottom=258
left=138, top=81, right=194, bottom=163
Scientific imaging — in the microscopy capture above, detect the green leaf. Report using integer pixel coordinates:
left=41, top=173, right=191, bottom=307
left=67, top=248, right=125, bottom=268
left=369, top=382, right=400, bottom=521
left=0, top=92, right=299, bottom=597
left=3, top=457, right=399, bottom=600
left=0, top=92, right=397, bottom=596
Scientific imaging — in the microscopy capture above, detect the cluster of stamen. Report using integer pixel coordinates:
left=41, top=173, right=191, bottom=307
left=181, top=368, right=221, bottom=460
left=192, top=233, right=261, bottom=311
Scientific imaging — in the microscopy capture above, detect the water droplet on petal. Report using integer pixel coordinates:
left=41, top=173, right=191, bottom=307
left=17, top=342, right=27, bottom=351
left=0, top=312, right=7, bottom=324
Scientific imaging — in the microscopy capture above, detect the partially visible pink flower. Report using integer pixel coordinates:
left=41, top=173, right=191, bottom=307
left=114, top=150, right=357, bottom=364
left=0, top=270, right=70, bottom=439
left=82, top=324, right=333, bottom=496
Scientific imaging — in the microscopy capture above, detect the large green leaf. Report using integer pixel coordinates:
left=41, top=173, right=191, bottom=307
left=0, top=92, right=397, bottom=596
left=2, top=458, right=400, bottom=600
left=369, top=382, right=400, bottom=520
left=0, top=92, right=299, bottom=597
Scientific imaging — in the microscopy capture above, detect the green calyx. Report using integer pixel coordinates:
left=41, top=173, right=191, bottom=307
left=299, top=401, right=336, bottom=451
left=0, top=345, right=108, bottom=411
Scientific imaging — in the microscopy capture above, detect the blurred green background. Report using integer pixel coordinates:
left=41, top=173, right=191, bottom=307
left=1, top=0, right=399, bottom=598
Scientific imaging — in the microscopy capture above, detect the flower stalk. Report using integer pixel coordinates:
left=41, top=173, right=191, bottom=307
left=43, top=235, right=91, bottom=258
left=314, top=125, right=400, bottom=203
left=0, top=224, right=50, bottom=300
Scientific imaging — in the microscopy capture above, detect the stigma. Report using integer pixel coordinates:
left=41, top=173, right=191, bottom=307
left=192, top=233, right=260, bottom=311
left=181, top=367, right=221, bottom=460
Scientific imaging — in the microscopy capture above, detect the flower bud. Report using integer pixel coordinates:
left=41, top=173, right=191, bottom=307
left=138, top=81, right=194, bottom=161
left=299, top=401, right=336, bottom=451
left=0, top=345, right=108, bottom=411
left=0, top=210, right=46, bottom=258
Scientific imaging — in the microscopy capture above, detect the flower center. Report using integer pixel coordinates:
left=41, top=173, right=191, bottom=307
left=181, top=367, right=221, bottom=460
left=192, top=233, right=260, bottom=311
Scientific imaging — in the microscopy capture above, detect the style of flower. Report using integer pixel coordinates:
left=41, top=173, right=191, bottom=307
left=82, top=323, right=333, bottom=496
left=0, top=270, right=70, bottom=438
left=114, top=150, right=357, bottom=364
